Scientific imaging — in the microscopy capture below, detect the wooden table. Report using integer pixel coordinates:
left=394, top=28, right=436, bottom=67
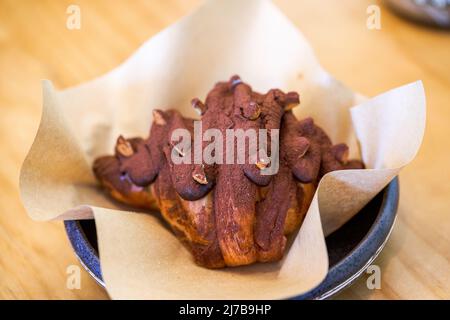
left=0, top=0, right=449, bottom=300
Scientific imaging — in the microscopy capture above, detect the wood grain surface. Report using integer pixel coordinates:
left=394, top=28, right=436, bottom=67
left=0, top=0, right=449, bottom=300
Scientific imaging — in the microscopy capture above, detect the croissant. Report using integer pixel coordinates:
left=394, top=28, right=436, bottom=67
left=93, top=76, right=364, bottom=268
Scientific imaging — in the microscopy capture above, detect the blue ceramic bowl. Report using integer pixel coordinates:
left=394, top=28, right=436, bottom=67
left=65, top=177, right=399, bottom=299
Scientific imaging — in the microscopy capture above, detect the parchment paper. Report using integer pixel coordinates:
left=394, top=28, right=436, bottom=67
left=19, top=0, right=425, bottom=299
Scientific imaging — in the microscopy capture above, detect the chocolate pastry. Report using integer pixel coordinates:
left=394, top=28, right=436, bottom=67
left=93, top=76, right=364, bottom=268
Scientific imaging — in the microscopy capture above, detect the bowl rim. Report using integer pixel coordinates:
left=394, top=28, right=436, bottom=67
left=292, top=177, right=399, bottom=299
left=64, top=177, right=399, bottom=299
left=64, top=217, right=104, bottom=286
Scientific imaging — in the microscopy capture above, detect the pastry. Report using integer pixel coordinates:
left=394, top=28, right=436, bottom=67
left=93, top=76, right=364, bottom=268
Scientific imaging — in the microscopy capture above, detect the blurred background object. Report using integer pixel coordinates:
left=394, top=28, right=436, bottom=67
left=385, top=0, right=450, bottom=28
